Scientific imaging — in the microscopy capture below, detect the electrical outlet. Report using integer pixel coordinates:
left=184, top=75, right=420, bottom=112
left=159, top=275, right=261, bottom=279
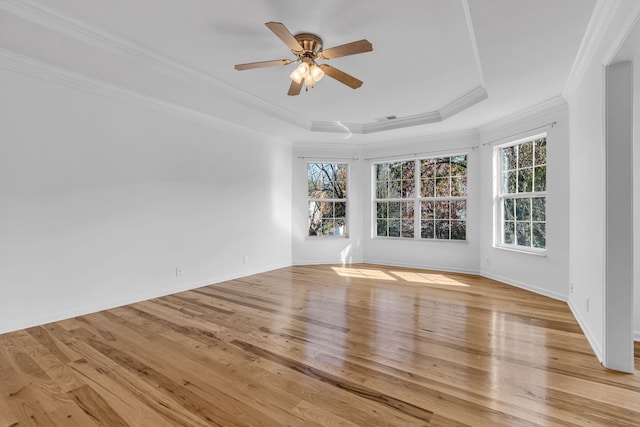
left=569, top=283, right=574, bottom=294
left=243, top=256, right=249, bottom=264
left=485, top=257, right=490, bottom=265
left=586, top=296, right=589, bottom=312
left=176, top=267, right=182, bottom=277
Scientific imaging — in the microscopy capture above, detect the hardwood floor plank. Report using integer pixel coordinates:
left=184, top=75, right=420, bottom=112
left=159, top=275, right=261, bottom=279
left=0, top=264, right=639, bottom=426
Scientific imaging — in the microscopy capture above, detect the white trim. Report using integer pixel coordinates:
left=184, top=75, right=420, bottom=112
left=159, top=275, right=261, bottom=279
left=568, top=298, right=604, bottom=363
left=460, top=0, right=485, bottom=86
left=0, top=0, right=311, bottom=131
left=603, top=1, right=640, bottom=65
left=310, top=86, right=488, bottom=135
left=482, top=271, right=566, bottom=302
left=563, top=0, right=622, bottom=103
left=0, top=49, right=281, bottom=141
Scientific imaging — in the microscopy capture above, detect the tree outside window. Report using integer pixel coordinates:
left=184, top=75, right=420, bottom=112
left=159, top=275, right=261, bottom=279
left=498, top=136, right=546, bottom=250
left=374, top=155, right=467, bottom=240
left=308, top=163, right=348, bottom=237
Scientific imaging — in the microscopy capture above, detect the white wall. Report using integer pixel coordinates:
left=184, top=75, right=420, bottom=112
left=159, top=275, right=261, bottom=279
left=479, top=101, right=571, bottom=301
left=635, top=56, right=640, bottom=341
left=0, top=68, right=292, bottom=334
left=567, top=1, right=640, bottom=362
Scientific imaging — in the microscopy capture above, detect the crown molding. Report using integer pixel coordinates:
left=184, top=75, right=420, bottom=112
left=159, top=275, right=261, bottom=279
left=603, top=1, right=640, bottom=64
left=310, top=86, right=487, bottom=135
left=0, top=0, right=311, bottom=131
left=478, top=96, right=567, bottom=141
left=0, top=49, right=285, bottom=141
left=562, top=0, right=622, bottom=103
left=461, top=0, right=485, bottom=86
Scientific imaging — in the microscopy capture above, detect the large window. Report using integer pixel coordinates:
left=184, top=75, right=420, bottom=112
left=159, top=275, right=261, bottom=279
left=497, top=135, right=546, bottom=251
left=374, top=155, right=467, bottom=240
left=308, top=163, right=348, bottom=237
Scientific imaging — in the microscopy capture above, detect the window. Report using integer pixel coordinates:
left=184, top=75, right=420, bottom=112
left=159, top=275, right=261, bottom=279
left=497, top=135, right=546, bottom=251
left=374, top=155, right=467, bottom=240
left=307, top=163, right=348, bottom=237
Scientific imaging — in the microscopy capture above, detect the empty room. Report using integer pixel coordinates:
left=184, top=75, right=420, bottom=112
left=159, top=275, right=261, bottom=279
left=1, top=0, right=639, bottom=425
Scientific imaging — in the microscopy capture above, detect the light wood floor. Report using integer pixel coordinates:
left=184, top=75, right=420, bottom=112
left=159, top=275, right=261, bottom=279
left=0, top=264, right=638, bottom=426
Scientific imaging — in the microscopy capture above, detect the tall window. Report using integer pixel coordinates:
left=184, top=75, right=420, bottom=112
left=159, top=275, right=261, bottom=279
left=374, top=155, right=467, bottom=240
left=308, top=163, right=348, bottom=237
left=497, top=135, right=546, bottom=250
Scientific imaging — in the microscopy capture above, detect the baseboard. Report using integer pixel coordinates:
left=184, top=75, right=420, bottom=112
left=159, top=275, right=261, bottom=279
left=0, top=261, right=291, bottom=335
left=480, top=271, right=567, bottom=302
left=568, top=298, right=604, bottom=363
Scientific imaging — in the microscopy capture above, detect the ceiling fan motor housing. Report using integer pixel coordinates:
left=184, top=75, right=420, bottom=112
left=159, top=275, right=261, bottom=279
left=293, top=33, right=323, bottom=58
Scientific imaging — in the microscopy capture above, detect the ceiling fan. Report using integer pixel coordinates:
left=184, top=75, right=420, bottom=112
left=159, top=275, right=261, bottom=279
left=234, top=22, right=373, bottom=96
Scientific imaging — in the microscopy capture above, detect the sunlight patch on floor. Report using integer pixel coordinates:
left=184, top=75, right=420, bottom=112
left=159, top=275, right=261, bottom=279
left=389, top=271, right=470, bottom=287
left=331, top=266, right=397, bottom=281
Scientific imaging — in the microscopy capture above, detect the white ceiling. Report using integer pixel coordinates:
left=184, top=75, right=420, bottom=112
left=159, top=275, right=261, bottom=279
left=0, top=0, right=597, bottom=145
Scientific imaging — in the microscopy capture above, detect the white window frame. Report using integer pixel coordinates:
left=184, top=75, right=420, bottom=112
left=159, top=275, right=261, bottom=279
left=307, top=162, right=349, bottom=238
left=494, top=133, right=547, bottom=254
left=372, top=153, right=468, bottom=241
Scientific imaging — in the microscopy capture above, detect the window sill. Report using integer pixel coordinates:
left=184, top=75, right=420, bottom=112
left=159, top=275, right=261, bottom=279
left=493, top=245, right=547, bottom=257
left=372, top=237, right=468, bottom=243
left=305, top=235, right=350, bottom=240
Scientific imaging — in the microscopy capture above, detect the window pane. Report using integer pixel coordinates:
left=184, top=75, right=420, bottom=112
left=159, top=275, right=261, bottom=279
left=389, top=219, right=401, bottom=237
left=518, top=168, right=533, bottom=193
left=532, top=223, right=546, bottom=248
left=421, top=159, right=436, bottom=178
left=503, top=221, right=515, bottom=244
left=502, top=146, right=517, bottom=170
left=421, top=201, right=434, bottom=220
left=334, top=219, right=346, bottom=236
left=321, top=219, right=335, bottom=236
left=504, top=198, right=515, bottom=220
left=516, top=222, right=531, bottom=247
left=335, top=202, right=346, bottom=218
left=532, top=197, right=545, bottom=221
left=377, top=219, right=388, bottom=237
left=519, top=141, right=533, bottom=168
left=376, top=182, right=388, bottom=199
left=401, top=179, right=415, bottom=198
left=435, top=158, right=451, bottom=177
left=402, top=161, right=415, bottom=179
left=421, top=220, right=435, bottom=239
left=451, top=200, right=466, bottom=220
left=435, top=200, right=450, bottom=219
left=389, top=202, right=401, bottom=218
left=451, top=155, right=467, bottom=176
left=451, top=221, right=466, bottom=240
left=401, top=201, right=415, bottom=220
left=376, top=163, right=389, bottom=181
left=535, top=138, right=547, bottom=166
left=421, top=178, right=435, bottom=197
left=402, top=220, right=414, bottom=238
left=515, top=198, right=531, bottom=221
left=389, top=180, right=401, bottom=198
left=376, top=202, right=388, bottom=219
left=503, top=170, right=517, bottom=194
left=435, top=177, right=450, bottom=197
left=435, top=220, right=450, bottom=239
left=451, top=176, right=467, bottom=196
left=534, top=166, right=546, bottom=192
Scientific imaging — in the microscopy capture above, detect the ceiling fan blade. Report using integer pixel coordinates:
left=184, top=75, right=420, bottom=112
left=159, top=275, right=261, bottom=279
left=319, top=64, right=363, bottom=89
left=266, top=22, right=304, bottom=52
left=318, top=39, right=372, bottom=60
left=288, top=79, right=303, bottom=96
left=234, top=59, right=292, bottom=71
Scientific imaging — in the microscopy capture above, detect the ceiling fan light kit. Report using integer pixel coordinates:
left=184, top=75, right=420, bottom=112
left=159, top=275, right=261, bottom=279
left=234, top=22, right=372, bottom=96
